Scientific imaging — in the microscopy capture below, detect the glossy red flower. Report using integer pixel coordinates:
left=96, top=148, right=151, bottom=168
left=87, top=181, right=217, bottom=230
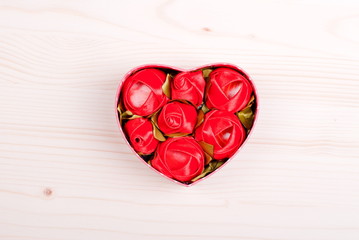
left=171, top=71, right=206, bottom=107
left=124, top=118, right=159, bottom=155
left=151, top=137, right=205, bottom=182
left=122, top=68, right=169, bottom=116
left=157, top=101, right=197, bottom=135
left=195, top=110, right=246, bottom=160
left=205, top=68, right=253, bottom=113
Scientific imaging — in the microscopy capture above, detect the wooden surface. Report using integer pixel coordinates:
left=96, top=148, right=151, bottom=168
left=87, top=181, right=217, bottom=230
left=1, top=0, right=359, bottom=239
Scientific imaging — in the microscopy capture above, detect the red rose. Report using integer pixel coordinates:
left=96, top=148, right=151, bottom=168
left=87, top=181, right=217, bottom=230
left=151, top=137, right=205, bottom=182
left=205, top=68, right=252, bottom=113
left=171, top=71, right=206, bottom=107
left=122, top=68, right=169, bottom=116
left=157, top=101, right=197, bottom=135
left=124, top=118, right=159, bottom=155
left=195, top=110, right=246, bottom=160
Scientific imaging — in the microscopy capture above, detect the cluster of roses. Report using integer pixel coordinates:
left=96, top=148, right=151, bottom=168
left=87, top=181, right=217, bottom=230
left=118, top=66, right=255, bottom=183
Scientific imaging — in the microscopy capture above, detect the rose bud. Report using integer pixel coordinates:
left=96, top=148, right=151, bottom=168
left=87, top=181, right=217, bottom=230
left=124, top=118, right=159, bottom=155
left=157, top=101, right=197, bottom=136
left=122, top=68, right=169, bottom=116
left=151, top=137, right=205, bottom=182
left=205, top=68, right=253, bottom=113
left=171, top=71, right=206, bottom=107
left=195, top=110, right=246, bottom=160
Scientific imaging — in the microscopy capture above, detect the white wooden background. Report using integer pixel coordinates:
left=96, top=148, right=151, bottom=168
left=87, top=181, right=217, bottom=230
left=1, top=0, right=359, bottom=239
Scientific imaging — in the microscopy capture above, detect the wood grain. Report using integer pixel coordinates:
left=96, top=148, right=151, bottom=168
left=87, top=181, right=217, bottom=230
left=1, top=0, right=359, bottom=239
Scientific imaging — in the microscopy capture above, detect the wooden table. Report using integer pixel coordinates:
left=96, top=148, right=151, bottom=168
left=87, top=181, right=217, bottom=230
left=1, top=0, right=359, bottom=239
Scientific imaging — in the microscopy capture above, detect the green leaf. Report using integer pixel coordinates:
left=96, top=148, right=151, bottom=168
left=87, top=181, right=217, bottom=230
left=198, top=141, right=214, bottom=157
left=151, top=121, right=166, bottom=141
left=117, top=104, right=122, bottom=114
left=202, top=68, right=213, bottom=80
left=191, top=160, right=225, bottom=182
left=201, top=104, right=210, bottom=113
left=195, top=109, right=205, bottom=128
left=236, top=106, right=254, bottom=129
left=117, top=104, right=123, bottom=124
left=150, top=109, right=166, bottom=141
left=120, top=110, right=142, bottom=120
left=162, top=74, right=172, bottom=98
left=236, top=95, right=256, bottom=130
left=121, top=110, right=133, bottom=117
left=117, top=100, right=126, bottom=115
left=203, top=152, right=212, bottom=165
left=248, top=95, right=255, bottom=106
left=150, top=110, right=160, bottom=126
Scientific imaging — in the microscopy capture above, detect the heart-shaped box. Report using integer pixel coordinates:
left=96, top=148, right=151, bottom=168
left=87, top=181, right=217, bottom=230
left=115, top=63, right=259, bottom=186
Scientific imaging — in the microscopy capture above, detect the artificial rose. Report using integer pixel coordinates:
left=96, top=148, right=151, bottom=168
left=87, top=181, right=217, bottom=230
left=157, top=101, right=197, bottom=136
left=195, top=110, right=246, bottom=160
left=205, top=68, right=253, bottom=113
left=122, top=68, right=169, bottom=116
left=171, top=71, right=206, bottom=107
left=124, top=118, right=159, bottom=155
left=151, top=137, right=205, bottom=182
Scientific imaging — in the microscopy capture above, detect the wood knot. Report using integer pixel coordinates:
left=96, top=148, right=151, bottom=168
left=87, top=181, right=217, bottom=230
left=43, top=187, right=53, bottom=197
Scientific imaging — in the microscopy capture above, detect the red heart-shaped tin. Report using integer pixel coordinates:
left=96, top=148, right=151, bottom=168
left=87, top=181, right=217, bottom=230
left=115, top=63, right=259, bottom=186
